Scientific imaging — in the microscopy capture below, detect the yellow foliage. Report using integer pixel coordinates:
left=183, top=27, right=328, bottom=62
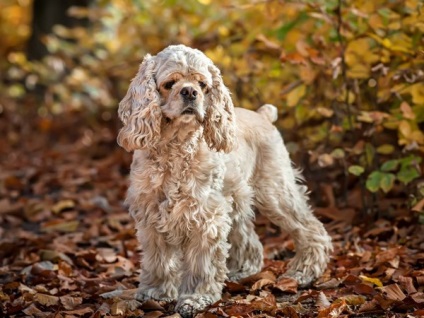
left=360, top=275, right=383, bottom=287
left=286, top=84, right=306, bottom=108
left=0, top=0, right=423, bottom=194
left=410, top=83, right=424, bottom=105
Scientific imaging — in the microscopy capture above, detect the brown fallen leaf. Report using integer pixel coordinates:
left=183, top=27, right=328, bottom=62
left=96, top=247, right=118, bottom=263
left=225, top=303, right=253, bottom=316
left=41, top=219, right=79, bottom=233
left=100, top=288, right=138, bottom=300
left=317, top=299, right=347, bottom=318
left=358, top=299, right=380, bottom=313
left=315, top=277, right=340, bottom=289
left=352, top=283, right=376, bottom=295
left=397, top=276, right=417, bottom=295
left=343, top=274, right=362, bottom=285
left=380, top=284, right=406, bottom=301
left=22, top=303, right=44, bottom=316
left=60, top=295, right=83, bottom=310
left=278, top=306, right=300, bottom=318
left=413, top=309, right=424, bottom=316
left=342, top=294, right=366, bottom=306
left=412, top=198, right=424, bottom=212
left=273, top=277, right=298, bottom=294
left=374, top=293, right=397, bottom=310
left=34, top=293, right=60, bottom=306
left=410, top=292, right=424, bottom=304
left=251, top=278, right=274, bottom=290
left=140, top=299, right=166, bottom=311
left=375, top=247, right=400, bottom=266
left=111, top=300, right=128, bottom=315
left=316, top=291, right=331, bottom=309
left=239, top=270, right=276, bottom=285
left=52, top=199, right=75, bottom=214
left=62, top=305, right=94, bottom=316
left=225, top=280, right=246, bottom=293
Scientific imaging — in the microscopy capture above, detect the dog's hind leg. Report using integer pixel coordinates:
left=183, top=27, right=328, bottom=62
left=253, top=132, right=332, bottom=286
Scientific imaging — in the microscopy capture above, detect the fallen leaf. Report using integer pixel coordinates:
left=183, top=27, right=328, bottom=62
left=358, top=299, right=380, bottom=312
left=41, top=220, right=79, bottom=233
left=317, top=299, right=347, bottom=318
left=22, top=303, right=44, bottom=315
left=225, top=281, right=246, bottom=293
left=239, top=270, right=276, bottom=285
left=352, top=283, right=376, bottom=295
left=34, top=293, right=59, bottom=306
left=410, top=292, right=424, bottom=304
left=52, top=199, right=75, bottom=214
left=111, top=300, right=127, bottom=315
left=251, top=278, right=274, bottom=290
left=273, top=277, right=298, bottom=293
left=62, top=305, right=94, bottom=315
left=397, top=276, right=417, bottom=294
left=342, top=294, right=366, bottom=306
left=60, top=295, right=83, bottom=310
left=315, top=278, right=340, bottom=289
left=380, top=284, right=406, bottom=301
left=359, top=275, right=383, bottom=287
left=316, top=291, right=331, bottom=309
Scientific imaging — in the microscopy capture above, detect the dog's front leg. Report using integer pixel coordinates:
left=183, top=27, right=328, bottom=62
left=135, top=226, right=180, bottom=302
left=176, top=213, right=231, bottom=318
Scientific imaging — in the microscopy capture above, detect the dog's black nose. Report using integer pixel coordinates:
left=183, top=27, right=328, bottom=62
left=180, top=87, right=198, bottom=101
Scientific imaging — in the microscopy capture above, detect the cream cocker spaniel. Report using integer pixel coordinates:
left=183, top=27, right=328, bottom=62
left=117, top=45, right=332, bottom=317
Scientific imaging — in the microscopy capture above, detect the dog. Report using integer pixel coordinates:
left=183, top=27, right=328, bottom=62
left=117, top=44, right=332, bottom=317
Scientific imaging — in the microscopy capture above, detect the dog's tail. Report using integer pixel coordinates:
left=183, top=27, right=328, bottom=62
left=256, top=104, right=278, bottom=123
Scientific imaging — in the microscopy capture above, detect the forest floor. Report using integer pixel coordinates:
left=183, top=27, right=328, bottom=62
left=1, top=105, right=423, bottom=318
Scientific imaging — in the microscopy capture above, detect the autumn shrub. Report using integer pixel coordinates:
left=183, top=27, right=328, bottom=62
left=1, top=0, right=423, bottom=218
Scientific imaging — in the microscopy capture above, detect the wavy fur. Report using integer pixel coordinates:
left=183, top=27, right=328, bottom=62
left=203, top=63, right=236, bottom=153
left=117, top=54, right=162, bottom=151
left=117, top=45, right=333, bottom=318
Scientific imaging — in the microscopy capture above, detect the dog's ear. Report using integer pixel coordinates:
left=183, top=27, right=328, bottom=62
left=203, top=63, right=236, bottom=153
left=117, top=54, right=162, bottom=152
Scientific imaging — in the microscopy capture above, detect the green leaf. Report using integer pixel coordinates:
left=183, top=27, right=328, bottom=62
left=348, top=165, right=365, bottom=176
left=381, top=159, right=399, bottom=172
left=276, top=11, right=308, bottom=40
left=331, top=148, right=345, bottom=159
left=366, top=171, right=383, bottom=193
left=377, top=144, right=395, bottom=155
left=399, top=155, right=422, bottom=170
left=380, top=173, right=395, bottom=193
left=397, top=167, right=420, bottom=184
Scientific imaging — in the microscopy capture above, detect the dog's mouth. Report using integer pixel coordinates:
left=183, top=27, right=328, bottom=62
left=181, top=108, right=196, bottom=115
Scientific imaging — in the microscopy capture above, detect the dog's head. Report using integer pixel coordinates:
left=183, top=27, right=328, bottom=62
left=117, top=45, right=235, bottom=153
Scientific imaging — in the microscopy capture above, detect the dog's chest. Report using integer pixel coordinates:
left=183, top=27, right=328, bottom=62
left=131, top=151, right=227, bottom=244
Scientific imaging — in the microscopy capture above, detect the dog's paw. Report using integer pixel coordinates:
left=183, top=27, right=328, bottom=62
left=282, top=269, right=314, bottom=287
left=135, top=288, right=177, bottom=303
left=176, top=294, right=214, bottom=318
left=227, top=268, right=258, bottom=281
left=227, top=259, right=263, bottom=282
left=283, top=246, right=330, bottom=287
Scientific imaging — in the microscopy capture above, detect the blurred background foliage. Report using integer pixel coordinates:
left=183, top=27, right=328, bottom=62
left=1, top=0, right=423, bottom=219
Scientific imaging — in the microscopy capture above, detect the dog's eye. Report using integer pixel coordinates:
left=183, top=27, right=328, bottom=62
left=163, top=80, right=176, bottom=90
left=199, top=81, right=207, bottom=89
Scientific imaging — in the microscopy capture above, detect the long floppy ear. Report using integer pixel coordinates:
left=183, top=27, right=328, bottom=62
left=203, top=63, right=236, bottom=153
left=117, top=54, right=162, bottom=152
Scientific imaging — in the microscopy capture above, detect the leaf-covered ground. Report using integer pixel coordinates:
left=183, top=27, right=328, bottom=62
left=1, top=109, right=423, bottom=318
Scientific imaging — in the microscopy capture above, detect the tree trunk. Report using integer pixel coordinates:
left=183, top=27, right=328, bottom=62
left=27, top=0, right=90, bottom=60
